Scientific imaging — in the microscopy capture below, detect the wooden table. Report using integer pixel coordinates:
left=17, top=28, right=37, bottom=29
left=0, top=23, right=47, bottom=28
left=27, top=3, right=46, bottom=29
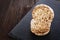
left=0, top=0, right=38, bottom=40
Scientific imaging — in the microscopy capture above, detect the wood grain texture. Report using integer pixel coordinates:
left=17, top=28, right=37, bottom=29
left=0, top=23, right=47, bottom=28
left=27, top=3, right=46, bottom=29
left=0, top=0, right=38, bottom=40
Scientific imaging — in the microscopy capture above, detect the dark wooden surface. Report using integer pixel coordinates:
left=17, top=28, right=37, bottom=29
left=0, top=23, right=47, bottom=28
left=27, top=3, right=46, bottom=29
left=0, top=0, right=38, bottom=40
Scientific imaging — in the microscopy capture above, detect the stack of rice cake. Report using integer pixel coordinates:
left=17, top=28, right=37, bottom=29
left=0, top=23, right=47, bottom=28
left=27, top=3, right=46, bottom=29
left=31, top=4, right=54, bottom=36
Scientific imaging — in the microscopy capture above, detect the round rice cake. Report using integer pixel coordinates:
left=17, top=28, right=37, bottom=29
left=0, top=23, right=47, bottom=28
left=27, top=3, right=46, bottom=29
left=31, top=19, right=51, bottom=36
left=32, top=4, right=54, bottom=23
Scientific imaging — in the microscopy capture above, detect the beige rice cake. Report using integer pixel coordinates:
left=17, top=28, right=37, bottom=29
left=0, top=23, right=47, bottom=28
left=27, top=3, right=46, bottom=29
left=32, top=4, right=54, bottom=22
left=30, top=4, right=54, bottom=36
left=31, top=19, right=51, bottom=36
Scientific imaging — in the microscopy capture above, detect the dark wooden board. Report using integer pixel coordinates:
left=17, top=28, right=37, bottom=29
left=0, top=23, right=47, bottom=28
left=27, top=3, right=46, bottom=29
left=9, top=0, right=60, bottom=40
left=0, top=0, right=37, bottom=40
